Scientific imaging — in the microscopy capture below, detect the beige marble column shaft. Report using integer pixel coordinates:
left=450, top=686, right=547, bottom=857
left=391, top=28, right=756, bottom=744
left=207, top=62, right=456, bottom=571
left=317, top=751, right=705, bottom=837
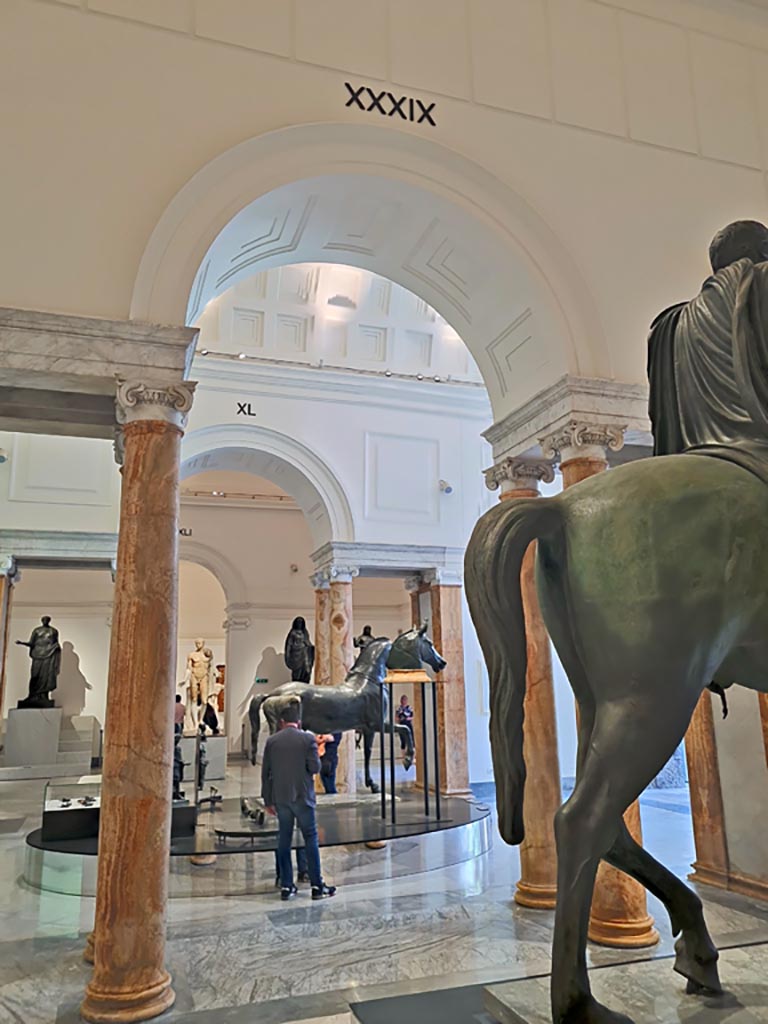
left=484, top=457, right=561, bottom=909
left=0, top=560, right=19, bottom=719
left=329, top=570, right=357, bottom=794
left=312, top=574, right=331, bottom=686
left=685, top=691, right=730, bottom=889
left=82, top=381, right=194, bottom=1024
left=545, top=421, right=658, bottom=949
left=428, top=574, right=470, bottom=795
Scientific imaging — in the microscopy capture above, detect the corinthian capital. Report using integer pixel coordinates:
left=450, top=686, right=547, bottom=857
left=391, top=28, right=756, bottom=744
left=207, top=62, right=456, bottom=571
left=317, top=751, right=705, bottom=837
left=540, top=420, right=625, bottom=462
left=483, top=457, right=556, bottom=495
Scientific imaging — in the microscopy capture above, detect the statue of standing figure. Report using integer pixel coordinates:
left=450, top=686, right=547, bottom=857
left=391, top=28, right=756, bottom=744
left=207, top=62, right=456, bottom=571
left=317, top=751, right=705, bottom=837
left=16, top=616, right=61, bottom=709
left=284, top=616, right=315, bottom=682
left=183, top=638, right=218, bottom=729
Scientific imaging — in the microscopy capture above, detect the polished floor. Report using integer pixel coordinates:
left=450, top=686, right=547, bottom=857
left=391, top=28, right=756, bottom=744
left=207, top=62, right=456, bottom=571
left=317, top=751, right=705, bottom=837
left=2, top=767, right=768, bottom=1024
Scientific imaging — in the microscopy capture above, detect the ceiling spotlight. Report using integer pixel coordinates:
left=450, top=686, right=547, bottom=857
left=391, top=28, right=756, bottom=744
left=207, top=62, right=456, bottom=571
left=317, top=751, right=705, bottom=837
left=433, top=375, right=441, bottom=382
left=416, top=373, right=424, bottom=380
left=200, top=348, right=210, bottom=356
left=237, top=352, right=247, bottom=360
left=439, top=479, right=454, bottom=495
left=384, top=370, right=393, bottom=377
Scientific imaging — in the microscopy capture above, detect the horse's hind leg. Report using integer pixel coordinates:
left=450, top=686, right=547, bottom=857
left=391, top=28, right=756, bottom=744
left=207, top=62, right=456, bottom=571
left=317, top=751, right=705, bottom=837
left=552, top=695, right=697, bottom=1024
left=604, top=823, right=721, bottom=994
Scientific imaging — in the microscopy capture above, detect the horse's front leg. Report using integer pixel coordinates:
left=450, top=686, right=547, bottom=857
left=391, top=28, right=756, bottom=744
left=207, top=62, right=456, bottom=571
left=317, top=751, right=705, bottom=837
left=363, top=730, right=379, bottom=793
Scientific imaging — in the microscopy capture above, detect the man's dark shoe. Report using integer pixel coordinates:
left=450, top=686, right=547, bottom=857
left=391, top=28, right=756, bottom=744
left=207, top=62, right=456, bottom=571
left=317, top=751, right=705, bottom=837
left=280, top=885, right=298, bottom=901
left=297, top=871, right=310, bottom=884
left=311, top=884, right=337, bottom=901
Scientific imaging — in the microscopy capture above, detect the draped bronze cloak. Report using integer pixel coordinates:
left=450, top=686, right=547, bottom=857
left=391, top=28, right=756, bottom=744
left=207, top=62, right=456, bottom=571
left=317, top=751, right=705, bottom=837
left=647, top=258, right=768, bottom=485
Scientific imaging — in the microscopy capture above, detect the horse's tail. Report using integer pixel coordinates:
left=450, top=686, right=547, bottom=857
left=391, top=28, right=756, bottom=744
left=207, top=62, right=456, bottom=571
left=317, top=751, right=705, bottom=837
left=248, top=697, right=265, bottom=766
left=464, top=496, right=562, bottom=846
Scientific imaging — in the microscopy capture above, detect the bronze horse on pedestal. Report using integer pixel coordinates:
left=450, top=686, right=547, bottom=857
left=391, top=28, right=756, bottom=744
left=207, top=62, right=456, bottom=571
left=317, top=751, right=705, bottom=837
left=248, top=627, right=446, bottom=791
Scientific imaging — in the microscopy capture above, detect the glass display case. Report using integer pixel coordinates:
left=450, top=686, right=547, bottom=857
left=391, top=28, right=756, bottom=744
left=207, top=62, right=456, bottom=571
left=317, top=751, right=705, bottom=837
left=42, top=776, right=102, bottom=841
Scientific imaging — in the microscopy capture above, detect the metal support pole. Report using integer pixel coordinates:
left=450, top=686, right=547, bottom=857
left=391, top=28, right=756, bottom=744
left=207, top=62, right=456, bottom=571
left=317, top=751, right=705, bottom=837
left=379, top=684, right=386, bottom=820
left=432, top=681, right=441, bottom=821
left=388, top=681, right=396, bottom=825
left=420, top=681, right=430, bottom=817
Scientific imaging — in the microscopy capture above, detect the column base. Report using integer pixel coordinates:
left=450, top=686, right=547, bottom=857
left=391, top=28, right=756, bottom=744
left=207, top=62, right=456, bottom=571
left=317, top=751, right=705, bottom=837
left=688, top=863, right=729, bottom=891
left=189, top=854, right=217, bottom=866
left=365, top=840, right=387, bottom=850
left=588, top=914, right=660, bottom=948
left=81, top=971, right=175, bottom=1023
left=514, top=879, right=557, bottom=910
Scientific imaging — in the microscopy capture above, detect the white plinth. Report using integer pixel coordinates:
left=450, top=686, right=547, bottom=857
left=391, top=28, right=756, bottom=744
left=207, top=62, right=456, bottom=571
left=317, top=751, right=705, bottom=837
left=5, top=707, right=63, bottom=767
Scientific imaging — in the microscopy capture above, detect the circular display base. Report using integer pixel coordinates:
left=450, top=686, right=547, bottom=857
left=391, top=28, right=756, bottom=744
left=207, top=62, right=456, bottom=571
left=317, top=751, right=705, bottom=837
left=25, top=795, right=491, bottom=898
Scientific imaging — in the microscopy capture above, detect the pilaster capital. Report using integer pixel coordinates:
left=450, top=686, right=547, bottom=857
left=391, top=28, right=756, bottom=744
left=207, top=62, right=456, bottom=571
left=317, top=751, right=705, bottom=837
left=223, top=604, right=253, bottom=631
left=483, top=457, right=556, bottom=495
left=114, top=380, right=196, bottom=464
left=540, top=420, right=626, bottom=463
left=0, top=555, right=20, bottom=585
left=310, top=570, right=331, bottom=590
left=327, top=565, right=359, bottom=585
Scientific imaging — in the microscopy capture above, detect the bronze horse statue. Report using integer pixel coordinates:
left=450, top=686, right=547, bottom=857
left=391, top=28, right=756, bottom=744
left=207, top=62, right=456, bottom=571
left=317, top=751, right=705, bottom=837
left=466, top=220, right=768, bottom=1023
left=248, top=626, right=446, bottom=790
left=466, top=453, right=768, bottom=1022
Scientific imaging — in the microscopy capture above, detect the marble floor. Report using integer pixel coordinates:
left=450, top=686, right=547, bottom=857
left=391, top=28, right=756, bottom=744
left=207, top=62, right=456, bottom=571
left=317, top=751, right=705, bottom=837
left=2, top=768, right=767, bottom=1024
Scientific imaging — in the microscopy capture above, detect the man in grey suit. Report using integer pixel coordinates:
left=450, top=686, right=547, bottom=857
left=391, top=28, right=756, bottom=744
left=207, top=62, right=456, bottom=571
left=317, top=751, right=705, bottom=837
left=261, top=695, right=337, bottom=901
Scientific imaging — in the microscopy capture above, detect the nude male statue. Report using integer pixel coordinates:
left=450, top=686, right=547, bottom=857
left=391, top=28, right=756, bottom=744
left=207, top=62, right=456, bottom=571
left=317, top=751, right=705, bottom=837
left=183, top=638, right=218, bottom=728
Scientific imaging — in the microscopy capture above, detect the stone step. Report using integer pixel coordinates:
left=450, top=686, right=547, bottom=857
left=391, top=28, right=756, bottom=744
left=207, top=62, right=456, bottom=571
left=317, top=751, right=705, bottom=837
left=57, top=750, right=92, bottom=763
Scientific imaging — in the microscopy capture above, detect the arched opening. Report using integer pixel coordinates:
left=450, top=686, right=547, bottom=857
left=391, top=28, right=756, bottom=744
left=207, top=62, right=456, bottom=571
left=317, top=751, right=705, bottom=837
left=132, top=123, right=606, bottom=421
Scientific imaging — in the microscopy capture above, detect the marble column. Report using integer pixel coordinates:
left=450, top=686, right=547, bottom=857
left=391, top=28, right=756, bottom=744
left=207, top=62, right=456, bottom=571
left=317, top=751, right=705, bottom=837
left=685, top=691, right=729, bottom=889
left=425, top=569, right=470, bottom=795
left=329, top=566, right=358, bottom=795
left=543, top=421, right=658, bottom=949
left=484, top=457, right=561, bottom=910
left=312, top=572, right=331, bottom=686
left=82, top=380, right=195, bottom=1024
left=760, top=693, right=768, bottom=773
left=0, top=557, right=20, bottom=719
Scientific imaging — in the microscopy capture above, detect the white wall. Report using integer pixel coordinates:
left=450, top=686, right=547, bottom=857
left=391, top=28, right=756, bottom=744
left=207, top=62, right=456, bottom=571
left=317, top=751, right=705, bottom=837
left=3, top=0, right=768, bottom=420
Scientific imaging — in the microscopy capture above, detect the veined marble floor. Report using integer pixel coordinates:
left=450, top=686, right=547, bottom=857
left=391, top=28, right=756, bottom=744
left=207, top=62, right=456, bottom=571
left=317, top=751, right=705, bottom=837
left=2, top=768, right=768, bottom=1024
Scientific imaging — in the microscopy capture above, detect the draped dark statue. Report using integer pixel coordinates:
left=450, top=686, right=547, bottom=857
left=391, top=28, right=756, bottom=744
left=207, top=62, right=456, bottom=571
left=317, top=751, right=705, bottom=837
left=16, top=615, right=61, bottom=709
left=466, top=221, right=768, bottom=1024
left=284, top=616, right=315, bottom=683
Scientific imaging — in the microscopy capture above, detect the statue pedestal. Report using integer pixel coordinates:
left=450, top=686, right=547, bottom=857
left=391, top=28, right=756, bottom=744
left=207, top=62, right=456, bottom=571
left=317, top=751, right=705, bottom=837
left=5, top=707, right=62, bottom=766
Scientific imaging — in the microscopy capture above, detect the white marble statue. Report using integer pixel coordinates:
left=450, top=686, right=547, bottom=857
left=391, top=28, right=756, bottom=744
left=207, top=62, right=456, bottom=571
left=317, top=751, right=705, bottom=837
left=183, top=638, right=218, bottom=729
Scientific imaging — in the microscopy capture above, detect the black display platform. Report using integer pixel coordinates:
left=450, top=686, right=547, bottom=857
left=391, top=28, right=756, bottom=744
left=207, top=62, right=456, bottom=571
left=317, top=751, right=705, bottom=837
left=26, top=794, right=490, bottom=858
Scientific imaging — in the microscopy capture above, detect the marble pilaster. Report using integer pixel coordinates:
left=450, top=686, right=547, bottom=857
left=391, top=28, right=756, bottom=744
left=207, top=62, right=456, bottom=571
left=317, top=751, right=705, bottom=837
left=544, top=421, right=657, bottom=949
left=311, top=572, right=331, bottom=687
left=0, top=557, right=20, bottom=719
left=685, top=691, right=729, bottom=890
left=329, top=567, right=358, bottom=795
left=485, top=458, right=561, bottom=910
left=82, top=380, right=195, bottom=1023
left=425, top=570, right=470, bottom=796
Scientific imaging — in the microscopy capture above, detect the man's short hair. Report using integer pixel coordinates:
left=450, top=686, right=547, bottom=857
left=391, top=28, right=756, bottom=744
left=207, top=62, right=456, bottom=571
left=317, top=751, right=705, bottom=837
left=281, top=695, right=302, bottom=725
left=709, top=220, right=768, bottom=272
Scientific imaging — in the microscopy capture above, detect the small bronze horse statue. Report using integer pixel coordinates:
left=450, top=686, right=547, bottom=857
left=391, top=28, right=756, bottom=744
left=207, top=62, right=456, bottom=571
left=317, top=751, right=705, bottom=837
left=248, top=626, right=446, bottom=791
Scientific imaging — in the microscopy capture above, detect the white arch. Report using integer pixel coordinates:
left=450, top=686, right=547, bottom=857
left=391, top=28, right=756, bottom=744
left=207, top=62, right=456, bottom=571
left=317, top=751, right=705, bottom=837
left=178, top=537, right=247, bottom=608
left=131, top=123, right=608, bottom=420
left=180, top=422, right=355, bottom=549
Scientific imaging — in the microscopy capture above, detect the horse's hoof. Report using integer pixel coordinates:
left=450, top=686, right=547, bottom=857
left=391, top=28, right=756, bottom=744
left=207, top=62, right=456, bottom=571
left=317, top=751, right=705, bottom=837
left=557, top=995, right=635, bottom=1023
left=367, top=783, right=380, bottom=794
left=403, top=757, right=413, bottom=771
left=674, top=936, right=722, bottom=995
